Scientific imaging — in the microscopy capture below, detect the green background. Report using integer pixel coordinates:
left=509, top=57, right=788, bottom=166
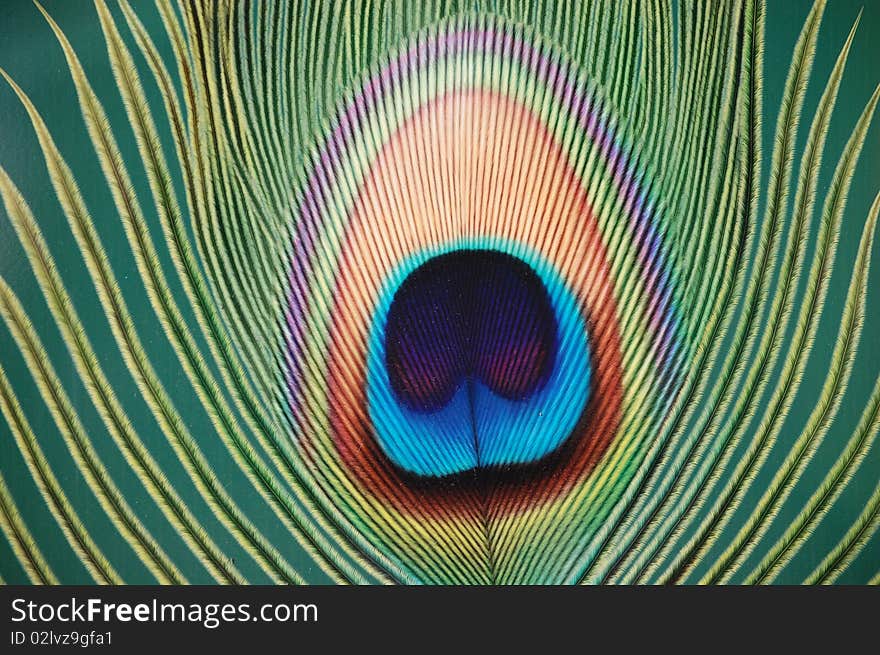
left=0, top=0, right=877, bottom=583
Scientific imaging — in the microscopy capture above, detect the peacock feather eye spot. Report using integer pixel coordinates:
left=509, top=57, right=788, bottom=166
left=384, top=249, right=557, bottom=414
left=366, top=243, right=593, bottom=479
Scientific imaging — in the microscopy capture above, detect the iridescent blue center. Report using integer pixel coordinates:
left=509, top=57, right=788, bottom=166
left=366, top=244, right=591, bottom=478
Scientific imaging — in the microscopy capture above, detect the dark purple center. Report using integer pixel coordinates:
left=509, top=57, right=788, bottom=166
left=384, top=249, right=558, bottom=413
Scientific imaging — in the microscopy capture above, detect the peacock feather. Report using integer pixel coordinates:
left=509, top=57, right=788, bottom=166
left=0, top=0, right=878, bottom=584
